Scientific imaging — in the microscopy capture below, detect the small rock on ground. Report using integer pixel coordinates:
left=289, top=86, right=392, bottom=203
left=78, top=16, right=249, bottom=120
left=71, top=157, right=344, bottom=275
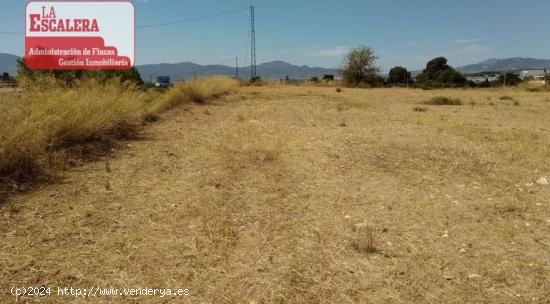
left=537, top=177, right=549, bottom=186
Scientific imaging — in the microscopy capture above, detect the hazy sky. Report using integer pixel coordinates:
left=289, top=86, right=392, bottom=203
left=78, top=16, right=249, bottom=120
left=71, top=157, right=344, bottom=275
left=1, top=0, right=550, bottom=71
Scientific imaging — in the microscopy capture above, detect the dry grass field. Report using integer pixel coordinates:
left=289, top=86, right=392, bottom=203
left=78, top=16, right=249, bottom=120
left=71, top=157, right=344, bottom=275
left=1, top=84, right=549, bottom=303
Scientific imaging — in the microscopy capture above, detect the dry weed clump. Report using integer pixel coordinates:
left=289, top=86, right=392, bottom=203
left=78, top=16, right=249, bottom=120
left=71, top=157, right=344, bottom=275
left=352, top=225, right=379, bottom=254
left=0, top=76, right=239, bottom=195
left=423, top=96, right=463, bottom=106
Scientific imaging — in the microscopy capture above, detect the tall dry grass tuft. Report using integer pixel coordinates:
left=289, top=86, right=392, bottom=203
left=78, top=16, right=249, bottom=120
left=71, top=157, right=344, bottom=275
left=146, top=76, right=239, bottom=115
left=0, top=77, right=149, bottom=178
left=180, top=76, right=239, bottom=103
left=352, top=225, right=379, bottom=254
left=0, top=76, right=239, bottom=194
left=518, top=81, right=546, bottom=92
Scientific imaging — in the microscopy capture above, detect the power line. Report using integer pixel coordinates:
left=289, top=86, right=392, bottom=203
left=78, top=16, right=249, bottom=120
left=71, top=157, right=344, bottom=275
left=0, top=6, right=249, bottom=34
left=210, top=57, right=237, bottom=66
left=190, top=57, right=236, bottom=77
left=0, top=31, right=23, bottom=35
left=136, top=6, right=249, bottom=29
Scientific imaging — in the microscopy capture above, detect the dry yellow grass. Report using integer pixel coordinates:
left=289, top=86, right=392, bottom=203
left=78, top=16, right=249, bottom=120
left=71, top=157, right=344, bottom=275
left=0, top=79, right=146, bottom=177
left=0, top=76, right=238, bottom=196
left=147, top=76, right=239, bottom=114
left=1, top=85, right=549, bottom=303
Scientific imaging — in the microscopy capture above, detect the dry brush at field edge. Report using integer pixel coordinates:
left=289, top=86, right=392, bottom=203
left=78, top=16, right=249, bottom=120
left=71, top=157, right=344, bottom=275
left=0, top=76, right=239, bottom=203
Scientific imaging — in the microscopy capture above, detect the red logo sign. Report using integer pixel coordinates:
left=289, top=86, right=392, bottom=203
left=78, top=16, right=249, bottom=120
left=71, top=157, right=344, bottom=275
left=25, top=1, right=135, bottom=70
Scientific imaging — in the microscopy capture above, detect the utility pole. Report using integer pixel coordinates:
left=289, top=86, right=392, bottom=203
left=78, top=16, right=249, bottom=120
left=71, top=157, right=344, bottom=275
left=236, top=56, right=239, bottom=79
left=545, top=69, right=548, bottom=90
left=250, top=4, right=256, bottom=80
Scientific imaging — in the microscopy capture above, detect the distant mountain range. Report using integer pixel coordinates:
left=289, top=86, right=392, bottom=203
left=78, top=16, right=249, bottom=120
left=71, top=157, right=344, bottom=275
left=136, top=60, right=337, bottom=81
left=457, top=57, right=550, bottom=74
left=3, top=52, right=550, bottom=78
left=0, top=53, right=20, bottom=75
left=138, top=58, right=550, bottom=79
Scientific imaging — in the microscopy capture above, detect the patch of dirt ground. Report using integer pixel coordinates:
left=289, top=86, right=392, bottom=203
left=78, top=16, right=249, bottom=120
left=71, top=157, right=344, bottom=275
left=1, top=86, right=549, bottom=303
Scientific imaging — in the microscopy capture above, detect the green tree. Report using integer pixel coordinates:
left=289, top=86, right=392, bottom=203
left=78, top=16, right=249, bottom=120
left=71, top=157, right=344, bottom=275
left=322, top=74, right=334, bottom=82
left=388, top=66, right=411, bottom=86
left=497, top=73, right=522, bottom=86
left=436, top=69, right=467, bottom=86
left=339, top=46, right=381, bottom=87
left=416, top=57, right=466, bottom=88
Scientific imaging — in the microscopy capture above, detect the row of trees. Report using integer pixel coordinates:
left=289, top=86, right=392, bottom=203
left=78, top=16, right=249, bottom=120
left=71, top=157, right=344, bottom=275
left=338, top=46, right=523, bottom=89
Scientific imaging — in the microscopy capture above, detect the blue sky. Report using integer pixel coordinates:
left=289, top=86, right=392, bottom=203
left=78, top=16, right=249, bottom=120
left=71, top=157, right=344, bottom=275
left=1, top=0, right=550, bottom=71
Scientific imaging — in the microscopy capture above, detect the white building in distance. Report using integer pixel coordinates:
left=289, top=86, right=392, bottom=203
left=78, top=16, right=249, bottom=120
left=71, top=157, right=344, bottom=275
left=519, top=70, right=548, bottom=81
